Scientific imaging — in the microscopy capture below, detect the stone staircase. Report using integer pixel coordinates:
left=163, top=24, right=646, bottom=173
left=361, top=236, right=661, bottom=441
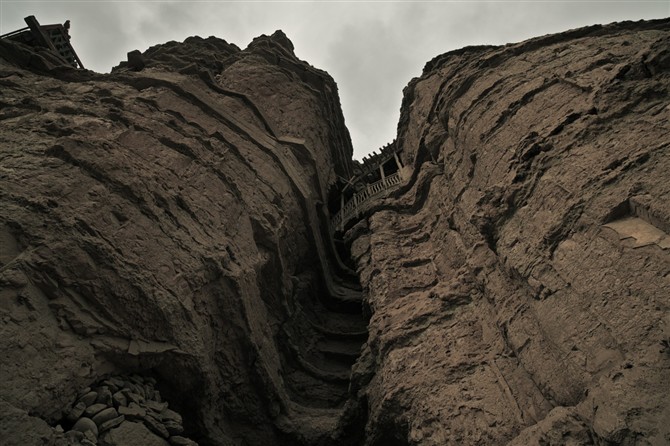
left=283, top=279, right=367, bottom=411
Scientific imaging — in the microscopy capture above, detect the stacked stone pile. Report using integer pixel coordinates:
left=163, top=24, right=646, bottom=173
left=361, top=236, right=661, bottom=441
left=60, top=375, right=197, bottom=446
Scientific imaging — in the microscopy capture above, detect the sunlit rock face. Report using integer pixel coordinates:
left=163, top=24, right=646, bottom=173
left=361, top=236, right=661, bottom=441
left=1, top=17, right=669, bottom=446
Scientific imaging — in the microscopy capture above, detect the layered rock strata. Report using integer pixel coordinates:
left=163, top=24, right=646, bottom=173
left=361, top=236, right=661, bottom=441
left=345, top=18, right=670, bottom=445
left=0, top=30, right=364, bottom=445
left=1, top=16, right=669, bottom=446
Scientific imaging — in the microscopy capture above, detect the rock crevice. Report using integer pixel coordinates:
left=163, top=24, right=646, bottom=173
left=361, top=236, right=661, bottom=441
left=1, top=17, right=669, bottom=446
left=0, top=30, right=365, bottom=446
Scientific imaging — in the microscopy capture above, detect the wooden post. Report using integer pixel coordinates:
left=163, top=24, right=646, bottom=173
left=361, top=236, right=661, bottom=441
left=394, top=152, right=403, bottom=170
left=24, top=16, right=58, bottom=52
left=24, top=17, right=83, bottom=68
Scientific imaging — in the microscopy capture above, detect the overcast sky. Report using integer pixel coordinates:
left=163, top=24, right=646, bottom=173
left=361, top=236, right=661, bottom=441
left=1, top=1, right=668, bottom=159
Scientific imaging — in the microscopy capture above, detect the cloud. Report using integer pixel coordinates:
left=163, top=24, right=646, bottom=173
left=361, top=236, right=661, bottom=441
left=323, top=4, right=429, bottom=157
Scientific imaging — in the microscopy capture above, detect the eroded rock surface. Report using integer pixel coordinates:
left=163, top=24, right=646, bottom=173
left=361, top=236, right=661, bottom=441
left=346, top=18, right=670, bottom=445
left=1, top=16, right=669, bottom=446
left=0, top=30, right=364, bottom=446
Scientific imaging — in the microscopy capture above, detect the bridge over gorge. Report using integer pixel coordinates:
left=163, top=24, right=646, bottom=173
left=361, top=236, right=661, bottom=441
left=330, top=141, right=407, bottom=234
left=1, top=15, right=84, bottom=69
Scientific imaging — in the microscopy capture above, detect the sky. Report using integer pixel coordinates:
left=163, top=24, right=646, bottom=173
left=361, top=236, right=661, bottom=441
left=1, top=1, right=668, bottom=159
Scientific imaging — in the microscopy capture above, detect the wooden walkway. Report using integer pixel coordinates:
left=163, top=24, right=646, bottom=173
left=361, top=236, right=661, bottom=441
left=331, top=171, right=402, bottom=232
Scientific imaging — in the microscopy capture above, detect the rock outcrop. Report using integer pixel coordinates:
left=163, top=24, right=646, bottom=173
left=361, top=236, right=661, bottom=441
left=345, top=18, right=670, bottom=445
left=1, top=16, right=669, bottom=446
left=1, top=29, right=364, bottom=445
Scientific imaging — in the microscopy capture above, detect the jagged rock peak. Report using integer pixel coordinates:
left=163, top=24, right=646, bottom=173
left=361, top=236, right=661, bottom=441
left=113, top=35, right=241, bottom=73
left=247, top=30, right=296, bottom=55
left=423, top=18, right=669, bottom=74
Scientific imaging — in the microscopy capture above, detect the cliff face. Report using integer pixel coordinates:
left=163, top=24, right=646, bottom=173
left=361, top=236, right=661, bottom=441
left=0, top=30, right=364, bottom=446
left=1, top=17, right=669, bottom=446
left=347, top=19, right=670, bottom=445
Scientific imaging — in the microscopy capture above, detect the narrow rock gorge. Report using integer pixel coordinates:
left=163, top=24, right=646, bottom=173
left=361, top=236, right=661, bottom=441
left=1, top=17, right=669, bottom=446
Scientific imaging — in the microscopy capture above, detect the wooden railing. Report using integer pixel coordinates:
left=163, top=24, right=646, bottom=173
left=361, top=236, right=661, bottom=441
left=331, top=172, right=402, bottom=231
left=2, top=16, right=84, bottom=69
left=0, top=26, right=29, bottom=39
left=44, top=25, right=84, bottom=69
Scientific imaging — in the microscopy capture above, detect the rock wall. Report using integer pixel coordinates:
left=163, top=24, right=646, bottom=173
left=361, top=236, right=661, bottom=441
left=1, top=17, right=669, bottom=446
left=346, top=18, right=670, bottom=445
left=0, top=31, right=363, bottom=446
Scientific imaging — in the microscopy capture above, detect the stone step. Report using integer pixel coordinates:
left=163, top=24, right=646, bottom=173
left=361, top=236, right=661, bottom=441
left=299, top=354, right=352, bottom=383
left=276, top=402, right=342, bottom=444
left=320, top=284, right=363, bottom=314
left=283, top=368, right=347, bottom=409
left=316, top=339, right=361, bottom=363
left=308, top=313, right=368, bottom=340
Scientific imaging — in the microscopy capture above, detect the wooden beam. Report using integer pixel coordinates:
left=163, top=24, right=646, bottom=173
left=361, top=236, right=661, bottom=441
left=23, top=17, right=84, bottom=69
left=394, top=152, right=403, bottom=169
left=0, top=26, right=29, bottom=39
left=24, top=16, right=58, bottom=52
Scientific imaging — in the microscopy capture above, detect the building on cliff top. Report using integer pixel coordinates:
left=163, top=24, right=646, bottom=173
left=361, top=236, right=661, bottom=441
left=0, top=15, right=84, bottom=69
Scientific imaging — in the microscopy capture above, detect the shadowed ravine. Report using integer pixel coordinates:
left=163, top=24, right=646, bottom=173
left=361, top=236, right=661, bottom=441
left=1, top=17, right=669, bottom=446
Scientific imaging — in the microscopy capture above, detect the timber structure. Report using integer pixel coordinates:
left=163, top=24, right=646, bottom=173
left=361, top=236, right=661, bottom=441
left=331, top=140, right=407, bottom=233
left=1, top=16, right=84, bottom=69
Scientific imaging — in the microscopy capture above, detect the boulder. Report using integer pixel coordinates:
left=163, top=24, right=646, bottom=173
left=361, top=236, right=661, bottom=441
left=144, top=400, right=167, bottom=414
left=118, top=403, right=146, bottom=419
left=66, top=401, right=87, bottom=422
left=83, top=428, right=98, bottom=444
left=123, top=391, right=144, bottom=405
left=92, top=407, right=119, bottom=426
left=112, top=391, right=127, bottom=408
left=100, top=421, right=169, bottom=446
left=163, top=420, right=183, bottom=435
left=160, top=409, right=182, bottom=424
left=72, top=417, right=98, bottom=437
left=65, top=430, right=84, bottom=442
left=95, top=386, right=113, bottom=406
left=101, top=379, right=120, bottom=393
left=83, top=404, right=108, bottom=418
left=143, top=415, right=170, bottom=438
left=99, top=415, right=125, bottom=433
left=78, top=391, right=99, bottom=407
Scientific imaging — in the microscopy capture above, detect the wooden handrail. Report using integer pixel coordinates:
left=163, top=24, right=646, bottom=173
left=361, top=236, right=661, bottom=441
left=331, top=171, right=402, bottom=231
left=0, top=26, right=29, bottom=39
